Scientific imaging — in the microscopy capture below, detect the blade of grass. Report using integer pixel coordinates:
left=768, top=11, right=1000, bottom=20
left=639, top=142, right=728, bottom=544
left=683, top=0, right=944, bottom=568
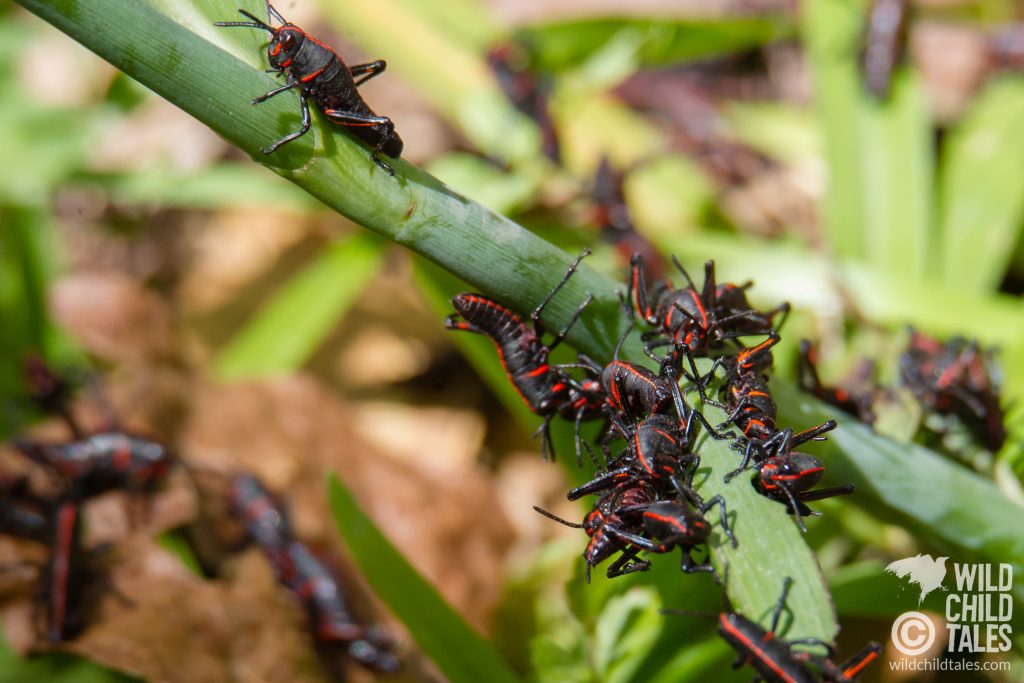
left=592, top=588, right=663, bottom=683
left=517, top=17, right=793, bottom=73
left=801, top=0, right=866, bottom=260
left=647, top=636, right=734, bottom=683
left=213, top=235, right=384, bottom=380
left=327, top=474, right=522, bottom=683
left=859, top=69, right=933, bottom=279
left=938, top=77, right=1024, bottom=294
left=19, top=0, right=837, bottom=644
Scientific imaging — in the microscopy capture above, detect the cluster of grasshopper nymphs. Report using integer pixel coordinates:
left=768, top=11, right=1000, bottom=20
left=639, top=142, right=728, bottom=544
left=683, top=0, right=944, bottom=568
left=447, top=251, right=854, bottom=579
left=446, top=251, right=883, bottom=680
left=0, top=359, right=399, bottom=675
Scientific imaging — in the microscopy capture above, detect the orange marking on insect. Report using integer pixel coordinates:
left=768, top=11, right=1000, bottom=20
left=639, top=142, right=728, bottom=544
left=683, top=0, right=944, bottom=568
left=719, top=616, right=799, bottom=683
left=652, top=428, right=676, bottom=444
left=525, top=365, right=549, bottom=378
left=843, top=649, right=879, bottom=678
left=301, top=66, right=325, bottom=83
left=935, top=362, right=961, bottom=390
left=646, top=511, right=688, bottom=534
left=50, top=503, right=78, bottom=640
left=689, top=290, right=707, bottom=327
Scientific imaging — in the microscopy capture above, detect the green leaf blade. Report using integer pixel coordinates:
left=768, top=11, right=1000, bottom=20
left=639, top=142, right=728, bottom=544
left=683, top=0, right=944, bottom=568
left=214, top=235, right=383, bottom=380
left=938, top=78, right=1024, bottom=294
left=327, top=474, right=522, bottom=683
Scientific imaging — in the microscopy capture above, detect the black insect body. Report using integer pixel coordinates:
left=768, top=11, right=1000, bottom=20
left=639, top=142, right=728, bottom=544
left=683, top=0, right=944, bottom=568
left=228, top=474, right=400, bottom=673
left=860, top=0, right=910, bottom=99
left=13, top=432, right=173, bottom=500
left=704, top=335, right=838, bottom=482
left=216, top=2, right=403, bottom=174
left=535, top=481, right=657, bottom=581
left=628, top=255, right=783, bottom=365
left=0, top=498, right=48, bottom=543
left=703, top=579, right=881, bottom=683
left=615, top=412, right=698, bottom=486
left=41, top=499, right=103, bottom=642
left=590, top=157, right=666, bottom=275
left=600, top=360, right=676, bottom=420
left=711, top=336, right=783, bottom=449
left=228, top=473, right=291, bottom=567
left=21, top=354, right=82, bottom=438
left=446, top=251, right=604, bottom=463
left=567, top=412, right=700, bottom=501
left=487, top=42, right=560, bottom=163
left=603, top=496, right=734, bottom=573
left=797, top=340, right=877, bottom=426
left=284, top=542, right=400, bottom=673
left=0, top=472, right=49, bottom=542
left=753, top=453, right=855, bottom=532
left=900, top=329, right=1006, bottom=451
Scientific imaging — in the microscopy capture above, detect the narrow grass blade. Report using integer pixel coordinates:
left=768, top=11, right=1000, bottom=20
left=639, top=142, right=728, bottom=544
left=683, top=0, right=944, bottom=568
left=938, top=78, right=1024, bottom=294
left=647, top=636, right=734, bottom=683
left=517, top=17, right=792, bottom=72
left=801, top=0, right=866, bottom=260
left=859, top=69, right=933, bottom=279
left=592, top=588, right=663, bottom=683
left=327, top=474, right=522, bottom=683
left=214, top=235, right=384, bottom=380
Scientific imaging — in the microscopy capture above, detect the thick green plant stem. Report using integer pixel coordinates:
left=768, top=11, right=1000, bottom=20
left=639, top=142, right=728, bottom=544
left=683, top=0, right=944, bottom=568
left=16, top=0, right=835, bottom=645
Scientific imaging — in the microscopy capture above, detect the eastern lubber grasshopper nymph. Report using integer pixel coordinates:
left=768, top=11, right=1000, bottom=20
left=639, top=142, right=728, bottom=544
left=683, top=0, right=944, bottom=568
left=216, top=1, right=403, bottom=174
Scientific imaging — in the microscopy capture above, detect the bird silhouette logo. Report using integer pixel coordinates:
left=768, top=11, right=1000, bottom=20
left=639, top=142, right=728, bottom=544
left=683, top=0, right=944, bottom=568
left=886, top=555, right=948, bottom=605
